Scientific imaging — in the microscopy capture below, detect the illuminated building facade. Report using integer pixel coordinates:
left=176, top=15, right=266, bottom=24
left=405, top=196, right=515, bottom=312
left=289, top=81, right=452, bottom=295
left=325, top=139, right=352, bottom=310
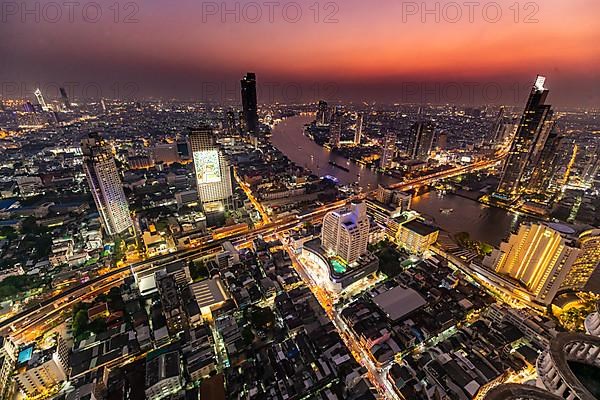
left=354, top=113, right=363, bottom=145
left=560, top=229, right=600, bottom=292
left=241, top=72, right=258, bottom=135
left=14, top=336, right=70, bottom=397
left=321, top=202, right=369, bottom=263
left=189, top=128, right=233, bottom=213
left=495, top=76, right=555, bottom=199
left=81, top=133, right=134, bottom=237
left=380, top=131, right=396, bottom=170
left=486, top=223, right=580, bottom=305
left=395, top=219, right=439, bottom=255
left=329, top=109, right=343, bottom=147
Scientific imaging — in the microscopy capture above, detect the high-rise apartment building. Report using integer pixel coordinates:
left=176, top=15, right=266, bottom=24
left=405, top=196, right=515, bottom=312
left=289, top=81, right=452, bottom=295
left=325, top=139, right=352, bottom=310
left=380, top=131, right=396, bottom=170
left=14, top=336, right=70, bottom=397
left=241, top=72, right=258, bottom=135
left=495, top=76, right=555, bottom=199
left=560, top=229, right=600, bottom=293
left=354, top=113, right=363, bottom=145
left=189, top=128, right=233, bottom=213
left=321, top=202, right=369, bottom=263
left=82, top=133, right=133, bottom=237
left=329, top=109, right=343, bottom=147
left=485, top=223, right=580, bottom=305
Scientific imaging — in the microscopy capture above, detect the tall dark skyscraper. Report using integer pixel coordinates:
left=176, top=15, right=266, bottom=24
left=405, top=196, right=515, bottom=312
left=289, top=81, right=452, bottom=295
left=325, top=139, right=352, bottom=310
left=241, top=72, right=258, bottom=135
left=59, top=87, right=71, bottom=110
left=528, top=124, right=575, bottom=200
left=408, top=111, right=435, bottom=161
left=316, top=100, right=329, bottom=125
left=495, top=76, right=554, bottom=199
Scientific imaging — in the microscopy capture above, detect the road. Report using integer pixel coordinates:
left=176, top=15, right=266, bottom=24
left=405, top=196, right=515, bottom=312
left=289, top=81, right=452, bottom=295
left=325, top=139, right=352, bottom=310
left=0, top=154, right=505, bottom=394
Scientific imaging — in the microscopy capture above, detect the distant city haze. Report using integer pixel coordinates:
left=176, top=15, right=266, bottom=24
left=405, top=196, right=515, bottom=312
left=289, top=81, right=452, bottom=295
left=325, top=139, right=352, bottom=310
left=1, top=0, right=599, bottom=107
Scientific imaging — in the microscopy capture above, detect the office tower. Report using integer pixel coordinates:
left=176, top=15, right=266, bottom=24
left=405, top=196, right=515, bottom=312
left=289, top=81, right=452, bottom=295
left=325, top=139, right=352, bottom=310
left=189, top=127, right=233, bottom=213
left=354, top=113, right=363, bottom=145
left=528, top=126, right=576, bottom=200
left=380, top=131, right=396, bottom=170
left=329, top=109, right=343, bottom=147
left=495, top=76, right=554, bottom=199
left=59, top=87, right=71, bottom=110
left=487, top=223, right=580, bottom=305
left=23, top=101, right=35, bottom=113
left=241, top=72, right=258, bottom=135
left=101, top=99, right=107, bottom=113
left=225, top=109, right=237, bottom=135
left=316, top=100, right=329, bottom=125
left=408, top=115, right=435, bottom=161
left=81, top=133, right=134, bottom=237
left=321, top=202, right=369, bottom=263
left=33, top=88, right=48, bottom=111
left=560, top=229, right=600, bottom=292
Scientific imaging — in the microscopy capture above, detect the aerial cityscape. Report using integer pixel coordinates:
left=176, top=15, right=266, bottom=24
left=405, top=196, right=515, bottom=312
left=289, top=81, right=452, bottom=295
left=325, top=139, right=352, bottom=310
left=0, top=1, right=599, bottom=400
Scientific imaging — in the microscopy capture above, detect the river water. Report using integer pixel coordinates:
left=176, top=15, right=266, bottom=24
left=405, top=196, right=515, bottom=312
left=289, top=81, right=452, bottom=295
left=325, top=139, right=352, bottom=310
left=270, top=115, right=523, bottom=245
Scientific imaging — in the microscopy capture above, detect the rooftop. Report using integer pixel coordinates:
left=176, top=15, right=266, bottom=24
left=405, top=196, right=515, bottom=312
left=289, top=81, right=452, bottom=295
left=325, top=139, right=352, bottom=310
left=372, top=285, right=427, bottom=321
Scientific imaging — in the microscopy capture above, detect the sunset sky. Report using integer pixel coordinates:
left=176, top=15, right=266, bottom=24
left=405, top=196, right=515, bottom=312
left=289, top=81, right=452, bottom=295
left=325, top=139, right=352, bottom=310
left=2, top=0, right=599, bottom=106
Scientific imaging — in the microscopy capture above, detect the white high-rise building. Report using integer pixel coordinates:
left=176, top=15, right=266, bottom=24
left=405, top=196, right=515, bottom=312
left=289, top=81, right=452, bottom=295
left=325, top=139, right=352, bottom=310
left=14, top=335, right=70, bottom=397
left=34, top=88, right=49, bottom=111
left=321, top=202, right=369, bottom=263
left=82, top=133, right=133, bottom=237
left=189, top=128, right=233, bottom=213
left=485, top=223, right=580, bottom=305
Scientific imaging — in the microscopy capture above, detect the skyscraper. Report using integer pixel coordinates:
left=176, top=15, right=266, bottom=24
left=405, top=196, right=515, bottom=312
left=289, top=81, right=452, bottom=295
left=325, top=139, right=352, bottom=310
left=380, top=131, right=396, bottom=170
left=528, top=125, right=576, bottom=200
left=329, top=109, right=343, bottom=147
left=59, top=87, right=71, bottom=110
left=241, top=72, right=258, bottom=135
left=316, top=100, right=329, bottom=125
left=495, top=76, right=554, bottom=199
left=34, top=88, right=48, bottom=111
left=82, top=133, right=134, bottom=237
left=321, top=202, right=369, bottom=263
left=189, top=127, right=233, bottom=213
left=354, top=113, right=363, bottom=145
left=485, top=223, right=580, bottom=305
left=560, top=229, right=600, bottom=293
left=408, top=111, right=435, bottom=161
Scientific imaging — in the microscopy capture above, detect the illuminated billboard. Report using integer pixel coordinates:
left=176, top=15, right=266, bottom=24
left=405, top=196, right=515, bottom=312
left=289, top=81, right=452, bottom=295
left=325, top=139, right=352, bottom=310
left=193, top=150, right=222, bottom=184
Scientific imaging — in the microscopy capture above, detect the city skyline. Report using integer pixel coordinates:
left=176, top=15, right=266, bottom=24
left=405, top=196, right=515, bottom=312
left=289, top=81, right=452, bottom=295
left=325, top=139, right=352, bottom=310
left=1, top=1, right=599, bottom=107
left=1, top=2, right=599, bottom=400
